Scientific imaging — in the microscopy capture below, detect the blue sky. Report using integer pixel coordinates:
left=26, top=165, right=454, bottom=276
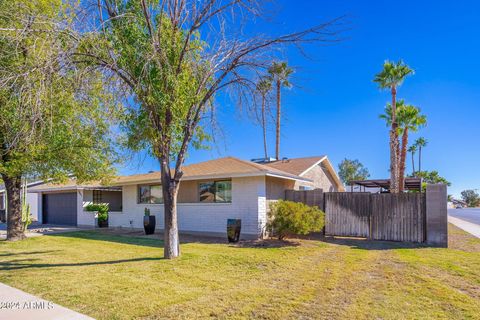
left=119, top=0, right=480, bottom=197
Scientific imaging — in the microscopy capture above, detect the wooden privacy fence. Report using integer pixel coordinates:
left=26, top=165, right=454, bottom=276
left=286, top=189, right=427, bottom=243
left=285, top=189, right=324, bottom=208
left=324, top=193, right=370, bottom=238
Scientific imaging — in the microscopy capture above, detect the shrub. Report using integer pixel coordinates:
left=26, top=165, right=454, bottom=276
left=85, top=203, right=109, bottom=222
left=268, top=200, right=325, bottom=240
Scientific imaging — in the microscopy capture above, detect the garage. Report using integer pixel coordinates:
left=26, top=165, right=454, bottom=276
left=42, top=192, right=77, bottom=226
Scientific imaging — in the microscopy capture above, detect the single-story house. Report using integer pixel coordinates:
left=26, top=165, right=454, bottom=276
left=28, top=180, right=122, bottom=226
left=13, top=156, right=344, bottom=239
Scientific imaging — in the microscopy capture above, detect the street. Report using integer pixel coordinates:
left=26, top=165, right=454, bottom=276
left=448, top=208, right=480, bottom=226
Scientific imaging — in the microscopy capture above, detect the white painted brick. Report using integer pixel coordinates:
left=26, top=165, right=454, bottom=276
left=107, top=176, right=267, bottom=237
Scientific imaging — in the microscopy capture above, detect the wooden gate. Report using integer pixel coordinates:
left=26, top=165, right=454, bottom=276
left=324, top=193, right=370, bottom=237
left=370, top=193, right=425, bottom=242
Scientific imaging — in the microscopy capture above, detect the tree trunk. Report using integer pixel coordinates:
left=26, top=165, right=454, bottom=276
left=2, top=175, right=25, bottom=241
left=398, top=128, right=409, bottom=193
left=389, top=86, right=399, bottom=193
left=159, top=159, right=180, bottom=259
left=411, top=151, right=415, bottom=176
left=275, top=80, right=281, bottom=161
left=418, top=147, right=422, bottom=173
left=261, top=96, right=268, bottom=159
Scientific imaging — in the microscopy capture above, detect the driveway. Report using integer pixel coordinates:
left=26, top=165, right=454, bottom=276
left=0, top=223, right=88, bottom=240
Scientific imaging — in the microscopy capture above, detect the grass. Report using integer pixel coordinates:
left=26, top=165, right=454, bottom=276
left=0, top=224, right=479, bottom=319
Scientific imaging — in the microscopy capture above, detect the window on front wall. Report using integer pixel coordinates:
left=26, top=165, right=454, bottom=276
left=199, top=180, right=232, bottom=203
left=138, top=185, right=163, bottom=204
left=93, top=190, right=103, bottom=203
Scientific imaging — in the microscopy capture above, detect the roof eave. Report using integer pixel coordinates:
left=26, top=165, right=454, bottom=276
left=113, top=171, right=311, bottom=186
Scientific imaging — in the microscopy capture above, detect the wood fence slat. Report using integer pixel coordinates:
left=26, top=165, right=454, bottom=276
left=286, top=189, right=426, bottom=243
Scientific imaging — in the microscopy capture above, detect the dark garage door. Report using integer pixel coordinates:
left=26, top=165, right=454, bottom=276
left=42, top=193, right=77, bottom=226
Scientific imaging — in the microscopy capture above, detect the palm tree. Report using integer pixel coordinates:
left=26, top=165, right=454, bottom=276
left=374, top=60, right=414, bottom=193
left=397, top=105, right=426, bottom=191
left=407, top=144, right=417, bottom=175
left=256, top=77, right=272, bottom=159
left=415, top=137, right=428, bottom=173
left=380, top=101, right=426, bottom=191
left=268, top=61, right=293, bottom=160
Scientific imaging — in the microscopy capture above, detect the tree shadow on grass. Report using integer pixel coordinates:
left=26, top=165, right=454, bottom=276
left=0, top=257, right=163, bottom=271
left=0, top=250, right=60, bottom=257
left=47, top=231, right=164, bottom=249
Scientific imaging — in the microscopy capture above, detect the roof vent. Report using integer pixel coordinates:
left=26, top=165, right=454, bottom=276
left=251, top=157, right=276, bottom=164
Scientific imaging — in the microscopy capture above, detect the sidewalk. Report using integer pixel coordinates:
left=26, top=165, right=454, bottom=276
left=0, top=282, right=94, bottom=320
left=448, top=216, right=480, bottom=238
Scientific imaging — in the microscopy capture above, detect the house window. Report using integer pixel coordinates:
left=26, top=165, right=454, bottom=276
left=93, top=190, right=103, bottom=204
left=299, top=186, right=313, bottom=191
left=199, top=180, right=232, bottom=203
left=0, top=193, right=4, bottom=210
left=138, top=185, right=163, bottom=204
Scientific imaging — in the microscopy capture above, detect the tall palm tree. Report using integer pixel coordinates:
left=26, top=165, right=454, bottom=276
left=268, top=61, right=293, bottom=160
left=415, top=137, right=428, bottom=173
left=374, top=60, right=414, bottom=193
left=407, top=144, right=417, bottom=175
left=380, top=101, right=426, bottom=191
left=256, top=77, right=272, bottom=159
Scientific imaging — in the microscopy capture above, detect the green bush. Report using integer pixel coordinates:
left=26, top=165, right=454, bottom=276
left=268, top=200, right=325, bottom=240
left=85, top=203, right=109, bottom=222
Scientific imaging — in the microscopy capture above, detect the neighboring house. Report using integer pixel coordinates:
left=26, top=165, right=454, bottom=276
left=11, top=156, right=343, bottom=239
left=448, top=198, right=467, bottom=209
left=0, top=180, right=46, bottom=223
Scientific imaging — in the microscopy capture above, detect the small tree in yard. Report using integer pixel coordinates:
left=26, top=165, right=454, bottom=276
left=77, top=0, right=342, bottom=258
left=0, top=1, right=117, bottom=241
left=268, top=200, right=325, bottom=240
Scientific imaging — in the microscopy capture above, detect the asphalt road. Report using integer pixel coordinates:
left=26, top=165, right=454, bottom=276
left=448, top=208, right=480, bottom=225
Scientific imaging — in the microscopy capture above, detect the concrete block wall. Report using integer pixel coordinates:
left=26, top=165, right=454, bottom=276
left=426, top=184, right=448, bottom=247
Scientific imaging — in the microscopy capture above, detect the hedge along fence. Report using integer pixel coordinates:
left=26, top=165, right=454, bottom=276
left=268, top=200, right=325, bottom=239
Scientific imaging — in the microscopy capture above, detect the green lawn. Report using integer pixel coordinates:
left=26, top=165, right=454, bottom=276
left=1, top=225, right=479, bottom=319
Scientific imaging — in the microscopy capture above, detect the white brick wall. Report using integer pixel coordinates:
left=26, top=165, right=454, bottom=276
left=78, top=190, right=122, bottom=227
left=108, top=176, right=267, bottom=238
